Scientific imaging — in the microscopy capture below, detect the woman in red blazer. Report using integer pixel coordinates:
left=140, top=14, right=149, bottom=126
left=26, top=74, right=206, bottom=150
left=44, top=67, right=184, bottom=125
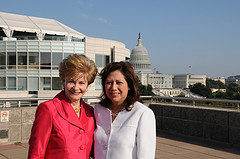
left=28, top=54, right=97, bottom=159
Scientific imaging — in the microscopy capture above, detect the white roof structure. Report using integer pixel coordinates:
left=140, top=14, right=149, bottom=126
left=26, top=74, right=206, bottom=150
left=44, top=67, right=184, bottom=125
left=0, top=12, right=85, bottom=38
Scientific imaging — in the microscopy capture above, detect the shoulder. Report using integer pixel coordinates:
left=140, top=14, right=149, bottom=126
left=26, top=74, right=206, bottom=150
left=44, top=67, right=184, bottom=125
left=133, top=102, right=152, bottom=112
left=37, top=94, right=62, bottom=112
left=94, top=103, right=106, bottom=114
left=38, top=99, right=54, bottom=110
left=133, top=102, right=155, bottom=117
left=82, top=101, right=94, bottom=113
left=94, top=103, right=105, bottom=110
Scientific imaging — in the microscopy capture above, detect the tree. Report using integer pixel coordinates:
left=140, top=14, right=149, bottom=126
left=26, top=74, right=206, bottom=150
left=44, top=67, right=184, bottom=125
left=138, top=81, right=153, bottom=96
left=189, top=80, right=240, bottom=100
left=206, top=78, right=226, bottom=89
left=189, top=83, right=212, bottom=98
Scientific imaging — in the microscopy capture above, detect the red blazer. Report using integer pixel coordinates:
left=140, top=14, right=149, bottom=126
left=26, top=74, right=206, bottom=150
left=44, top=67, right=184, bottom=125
left=28, top=91, right=95, bottom=159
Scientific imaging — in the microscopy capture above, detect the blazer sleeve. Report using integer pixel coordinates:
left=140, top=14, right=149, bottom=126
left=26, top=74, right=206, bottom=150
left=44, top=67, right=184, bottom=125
left=28, top=102, right=53, bottom=159
left=137, top=109, right=156, bottom=159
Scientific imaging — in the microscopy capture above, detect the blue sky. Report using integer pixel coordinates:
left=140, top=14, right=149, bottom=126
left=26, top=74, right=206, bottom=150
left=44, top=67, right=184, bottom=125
left=1, top=0, right=240, bottom=78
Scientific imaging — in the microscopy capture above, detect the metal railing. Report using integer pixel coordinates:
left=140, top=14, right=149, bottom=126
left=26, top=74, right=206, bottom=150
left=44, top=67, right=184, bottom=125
left=0, top=96, right=240, bottom=112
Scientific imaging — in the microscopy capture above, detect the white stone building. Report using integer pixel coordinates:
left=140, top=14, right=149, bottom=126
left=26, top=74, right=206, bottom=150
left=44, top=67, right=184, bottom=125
left=173, top=74, right=206, bottom=89
left=129, top=34, right=174, bottom=94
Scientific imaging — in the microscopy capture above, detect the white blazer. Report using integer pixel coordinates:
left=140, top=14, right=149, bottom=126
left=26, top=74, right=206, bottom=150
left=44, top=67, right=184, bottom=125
left=94, top=101, right=156, bottom=159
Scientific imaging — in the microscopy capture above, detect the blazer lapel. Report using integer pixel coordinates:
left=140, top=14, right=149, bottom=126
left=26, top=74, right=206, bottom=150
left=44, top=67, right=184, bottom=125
left=79, top=101, right=91, bottom=127
left=53, top=91, right=84, bottom=129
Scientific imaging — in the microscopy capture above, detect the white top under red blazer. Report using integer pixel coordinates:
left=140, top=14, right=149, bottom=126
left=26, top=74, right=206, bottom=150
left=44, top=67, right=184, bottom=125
left=94, top=101, right=156, bottom=159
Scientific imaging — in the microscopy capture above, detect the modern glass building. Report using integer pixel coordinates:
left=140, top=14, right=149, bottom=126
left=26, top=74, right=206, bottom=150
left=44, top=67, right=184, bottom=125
left=0, top=12, right=130, bottom=102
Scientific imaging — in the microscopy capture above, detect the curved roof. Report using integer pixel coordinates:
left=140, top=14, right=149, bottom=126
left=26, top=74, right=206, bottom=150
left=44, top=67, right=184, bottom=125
left=0, top=12, right=85, bottom=38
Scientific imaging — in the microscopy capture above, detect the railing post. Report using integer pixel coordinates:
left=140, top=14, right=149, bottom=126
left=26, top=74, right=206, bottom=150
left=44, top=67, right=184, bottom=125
left=238, top=104, right=239, bottom=112
left=18, top=101, right=21, bottom=107
left=193, top=100, right=195, bottom=106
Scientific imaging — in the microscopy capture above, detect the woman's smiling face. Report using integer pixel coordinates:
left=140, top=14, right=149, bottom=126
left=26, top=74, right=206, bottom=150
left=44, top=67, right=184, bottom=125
left=63, top=74, right=88, bottom=104
left=105, top=70, right=129, bottom=107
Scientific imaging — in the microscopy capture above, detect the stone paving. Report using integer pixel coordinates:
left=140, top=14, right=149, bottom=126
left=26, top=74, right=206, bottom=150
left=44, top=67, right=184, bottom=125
left=0, top=133, right=239, bottom=159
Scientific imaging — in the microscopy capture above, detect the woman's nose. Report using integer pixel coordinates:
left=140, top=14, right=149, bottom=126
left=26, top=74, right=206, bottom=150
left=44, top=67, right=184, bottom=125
left=72, top=83, right=78, bottom=89
left=111, top=83, right=117, bottom=90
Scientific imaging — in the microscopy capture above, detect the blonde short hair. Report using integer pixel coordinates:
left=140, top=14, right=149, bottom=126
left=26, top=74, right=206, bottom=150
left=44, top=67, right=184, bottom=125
left=59, top=54, right=97, bottom=85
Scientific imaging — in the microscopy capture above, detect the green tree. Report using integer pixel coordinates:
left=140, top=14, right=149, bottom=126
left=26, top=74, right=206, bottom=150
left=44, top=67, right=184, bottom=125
left=190, top=79, right=240, bottom=100
left=226, top=83, right=240, bottom=100
left=189, top=83, right=212, bottom=98
left=138, top=81, right=153, bottom=96
left=206, top=78, right=226, bottom=89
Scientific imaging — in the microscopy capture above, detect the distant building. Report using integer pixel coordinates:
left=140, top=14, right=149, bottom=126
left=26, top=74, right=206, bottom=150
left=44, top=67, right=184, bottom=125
left=129, top=33, right=152, bottom=74
left=225, top=75, right=240, bottom=86
left=173, top=74, right=206, bottom=89
left=129, top=34, right=173, bottom=91
left=137, top=73, right=173, bottom=89
left=212, top=77, right=225, bottom=84
left=0, top=12, right=130, bottom=102
left=210, top=88, right=226, bottom=93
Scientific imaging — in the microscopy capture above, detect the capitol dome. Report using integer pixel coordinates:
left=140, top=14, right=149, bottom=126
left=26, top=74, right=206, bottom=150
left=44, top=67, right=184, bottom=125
left=129, top=33, right=152, bottom=73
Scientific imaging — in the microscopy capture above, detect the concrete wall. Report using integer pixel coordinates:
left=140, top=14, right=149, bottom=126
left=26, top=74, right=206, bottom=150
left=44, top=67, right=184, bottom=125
left=0, top=107, right=36, bottom=145
left=1, top=104, right=240, bottom=148
left=149, top=104, right=240, bottom=148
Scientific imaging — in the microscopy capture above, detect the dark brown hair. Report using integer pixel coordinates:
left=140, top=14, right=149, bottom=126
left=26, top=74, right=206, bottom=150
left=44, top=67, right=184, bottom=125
left=59, top=54, right=97, bottom=85
left=99, top=61, right=142, bottom=111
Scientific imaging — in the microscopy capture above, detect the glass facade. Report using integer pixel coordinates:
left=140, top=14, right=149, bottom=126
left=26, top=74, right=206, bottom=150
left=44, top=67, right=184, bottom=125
left=52, top=77, right=62, bottom=90
left=95, top=77, right=102, bottom=90
left=95, top=54, right=109, bottom=67
left=18, top=77, right=27, bottom=90
left=0, top=40, right=84, bottom=91
left=8, top=77, right=16, bottom=90
left=0, top=77, right=6, bottom=90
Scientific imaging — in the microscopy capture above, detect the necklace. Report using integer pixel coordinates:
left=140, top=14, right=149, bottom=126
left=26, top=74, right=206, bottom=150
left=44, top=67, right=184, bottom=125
left=111, top=111, right=120, bottom=117
left=109, top=106, right=125, bottom=117
left=71, top=103, right=81, bottom=114
left=74, top=107, right=81, bottom=114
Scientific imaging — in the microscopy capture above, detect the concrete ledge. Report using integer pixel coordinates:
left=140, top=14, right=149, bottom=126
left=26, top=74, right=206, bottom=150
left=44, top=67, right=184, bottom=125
left=149, top=103, right=240, bottom=148
left=0, top=107, right=37, bottom=145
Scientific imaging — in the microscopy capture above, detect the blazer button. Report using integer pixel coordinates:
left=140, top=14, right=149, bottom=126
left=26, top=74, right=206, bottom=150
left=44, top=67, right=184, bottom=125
left=79, top=129, right=84, bottom=134
left=103, top=144, right=107, bottom=150
left=106, top=130, right=110, bottom=135
left=80, top=145, right=86, bottom=150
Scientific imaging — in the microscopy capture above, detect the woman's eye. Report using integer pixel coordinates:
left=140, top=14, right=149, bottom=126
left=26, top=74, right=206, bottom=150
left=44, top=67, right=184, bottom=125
left=106, top=82, right=112, bottom=85
left=117, top=81, right=123, bottom=84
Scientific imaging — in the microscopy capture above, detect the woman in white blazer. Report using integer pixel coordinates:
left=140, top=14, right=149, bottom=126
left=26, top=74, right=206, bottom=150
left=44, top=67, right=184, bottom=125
left=94, top=61, right=156, bottom=159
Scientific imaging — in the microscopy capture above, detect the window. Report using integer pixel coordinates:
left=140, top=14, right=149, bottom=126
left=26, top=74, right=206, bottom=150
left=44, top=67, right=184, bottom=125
left=64, top=53, right=73, bottom=59
left=29, top=52, right=39, bottom=69
left=95, top=76, right=102, bottom=90
left=29, top=77, right=39, bottom=91
left=18, top=77, right=27, bottom=91
left=40, top=52, right=51, bottom=69
left=95, top=54, right=109, bottom=67
left=7, top=52, right=16, bottom=69
left=40, top=77, right=51, bottom=90
left=8, top=77, right=16, bottom=90
left=52, top=53, right=63, bottom=70
left=18, top=52, right=27, bottom=69
left=0, top=52, right=6, bottom=69
left=52, top=77, right=62, bottom=90
left=0, top=77, right=6, bottom=90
